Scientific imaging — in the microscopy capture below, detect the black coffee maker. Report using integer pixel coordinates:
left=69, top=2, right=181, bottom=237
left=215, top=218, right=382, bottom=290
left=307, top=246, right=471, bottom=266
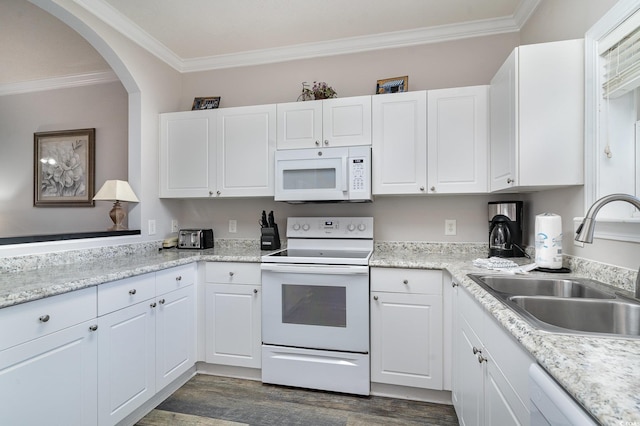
left=488, top=201, right=524, bottom=258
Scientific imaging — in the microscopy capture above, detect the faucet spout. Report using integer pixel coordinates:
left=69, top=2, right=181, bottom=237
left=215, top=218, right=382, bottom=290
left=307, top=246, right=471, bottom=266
left=575, top=193, right=640, bottom=243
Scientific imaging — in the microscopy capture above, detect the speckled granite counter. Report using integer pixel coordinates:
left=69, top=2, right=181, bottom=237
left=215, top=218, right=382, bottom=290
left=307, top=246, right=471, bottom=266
left=0, top=239, right=267, bottom=309
left=2, top=239, right=638, bottom=425
left=371, top=243, right=640, bottom=426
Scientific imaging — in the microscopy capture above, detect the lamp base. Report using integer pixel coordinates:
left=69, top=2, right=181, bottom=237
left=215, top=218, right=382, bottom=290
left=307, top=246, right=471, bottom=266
left=108, top=201, right=128, bottom=231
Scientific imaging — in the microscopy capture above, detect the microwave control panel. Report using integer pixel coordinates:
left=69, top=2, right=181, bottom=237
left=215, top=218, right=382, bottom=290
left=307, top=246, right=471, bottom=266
left=348, top=153, right=370, bottom=200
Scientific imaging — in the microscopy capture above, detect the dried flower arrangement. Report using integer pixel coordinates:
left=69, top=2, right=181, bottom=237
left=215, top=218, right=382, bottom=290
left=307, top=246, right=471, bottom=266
left=298, top=81, right=338, bottom=101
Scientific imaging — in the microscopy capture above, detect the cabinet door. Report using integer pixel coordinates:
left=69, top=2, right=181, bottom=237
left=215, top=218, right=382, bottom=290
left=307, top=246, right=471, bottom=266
left=455, top=309, right=485, bottom=426
left=276, top=100, right=323, bottom=149
left=205, top=283, right=261, bottom=368
left=370, top=291, right=443, bottom=389
left=322, top=96, right=372, bottom=147
left=490, top=49, right=517, bottom=192
left=0, top=320, right=98, bottom=426
left=159, top=110, right=217, bottom=198
left=156, top=285, right=196, bottom=390
left=484, top=352, right=526, bottom=426
left=216, top=104, right=276, bottom=197
left=428, top=86, right=488, bottom=194
left=98, top=301, right=156, bottom=426
left=372, top=91, right=427, bottom=194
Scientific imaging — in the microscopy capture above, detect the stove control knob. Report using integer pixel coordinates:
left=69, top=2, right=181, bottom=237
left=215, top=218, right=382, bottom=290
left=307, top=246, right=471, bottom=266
left=347, top=224, right=356, bottom=232
left=292, top=223, right=300, bottom=231
left=302, top=224, right=310, bottom=231
left=357, top=223, right=367, bottom=232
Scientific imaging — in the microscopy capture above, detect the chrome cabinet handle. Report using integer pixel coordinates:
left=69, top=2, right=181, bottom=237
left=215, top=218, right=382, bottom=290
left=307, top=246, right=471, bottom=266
left=478, top=354, right=487, bottom=363
left=507, top=178, right=514, bottom=184
left=430, top=186, right=436, bottom=191
left=419, top=186, right=425, bottom=191
left=229, top=271, right=234, bottom=277
left=159, top=299, right=165, bottom=304
left=253, top=289, right=258, bottom=294
left=209, top=191, right=214, bottom=196
left=315, top=141, right=320, bottom=146
left=89, top=325, right=98, bottom=332
left=39, top=314, right=50, bottom=323
left=373, top=295, right=379, bottom=301
left=473, top=346, right=481, bottom=355
left=452, top=282, right=459, bottom=287
left=216, top=190, right=221, bottom=196
left=403, top=279, right=408, bottom=285
left=150, top=302, right=157, bottom=308
left=176, top=276, right=182, bottom=282
left=324, top=140, right=329, bottom=145
left=129, top=289, right=137, bottom=295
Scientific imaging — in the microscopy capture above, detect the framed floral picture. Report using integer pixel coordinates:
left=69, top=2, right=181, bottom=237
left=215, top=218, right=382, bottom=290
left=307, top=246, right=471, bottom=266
left=34, top=128, right=95, bottom=207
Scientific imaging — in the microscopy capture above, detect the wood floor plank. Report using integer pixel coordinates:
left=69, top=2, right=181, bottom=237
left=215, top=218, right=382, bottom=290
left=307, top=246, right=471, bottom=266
left=138, top=374, right=459, bottom=426
left=137, top=409, right=246, bottom=426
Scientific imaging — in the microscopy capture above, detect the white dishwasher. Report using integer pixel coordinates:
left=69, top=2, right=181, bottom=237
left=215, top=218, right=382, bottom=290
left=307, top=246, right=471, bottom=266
left=529, top=364, right=598, bottom=425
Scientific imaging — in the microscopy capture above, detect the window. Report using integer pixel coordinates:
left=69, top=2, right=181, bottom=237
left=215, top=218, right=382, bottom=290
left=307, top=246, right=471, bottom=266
left=585, top=0, right=640, bottom=242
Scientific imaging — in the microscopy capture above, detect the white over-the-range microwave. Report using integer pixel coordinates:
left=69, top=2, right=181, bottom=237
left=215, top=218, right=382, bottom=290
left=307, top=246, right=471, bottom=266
left=274, top=145, right=371, bottom=203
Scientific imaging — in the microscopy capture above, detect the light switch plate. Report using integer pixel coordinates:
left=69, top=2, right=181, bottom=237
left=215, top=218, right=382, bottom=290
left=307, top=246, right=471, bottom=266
left=229, top=220, right=237, bottom=233
left=148, top=219, right=156, bottom=235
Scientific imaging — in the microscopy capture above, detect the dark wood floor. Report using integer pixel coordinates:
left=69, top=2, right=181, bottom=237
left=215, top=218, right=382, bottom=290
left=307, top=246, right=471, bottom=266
left=137, top=374, right=459, bottom=426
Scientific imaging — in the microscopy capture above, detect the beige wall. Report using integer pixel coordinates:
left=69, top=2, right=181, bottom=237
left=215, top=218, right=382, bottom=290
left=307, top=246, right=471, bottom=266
left=0, top=81, right=128, bottom=237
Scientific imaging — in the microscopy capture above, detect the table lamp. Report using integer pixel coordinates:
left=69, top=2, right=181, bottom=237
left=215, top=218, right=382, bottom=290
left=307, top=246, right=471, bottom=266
left=93, top=180, right=139, bottom=231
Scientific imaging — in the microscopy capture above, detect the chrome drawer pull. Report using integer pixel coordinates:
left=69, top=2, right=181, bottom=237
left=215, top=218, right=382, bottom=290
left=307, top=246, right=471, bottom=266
left=39, top=314, right=50, bottom=323
left=159, top=299, right=166, bottom=304
left=150, top=302, right=157, bottom=308
left=129, top=289, right=137, bottom=295
left=253, top=289, right=258, bottom=294
left=403, top=280, right=409, bottom=285
left=229, top=272, right=234, bottom=277
left=89, top=325, right=98, bottom=332
left=176, top=276, right=182, bottom=282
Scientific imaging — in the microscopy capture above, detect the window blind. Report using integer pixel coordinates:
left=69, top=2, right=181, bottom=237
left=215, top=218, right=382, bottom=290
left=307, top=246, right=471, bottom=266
left=601, top=9, right=640, bottom=98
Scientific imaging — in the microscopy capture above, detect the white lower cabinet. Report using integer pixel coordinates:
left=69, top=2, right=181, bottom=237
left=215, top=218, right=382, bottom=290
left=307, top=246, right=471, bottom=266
left=204, top=262, right=261, bottom=368
left=452, top=282, right=533, bottom=426
left=0, top=287, right=98, bottom=426
left=370, top=268, right=444, bottom=390
left=97, top=264, right=196, bottom=426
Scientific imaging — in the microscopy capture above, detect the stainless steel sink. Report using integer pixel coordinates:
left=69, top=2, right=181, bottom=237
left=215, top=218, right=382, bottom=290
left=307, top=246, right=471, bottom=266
left=508, top=296, right=640, bottom=336
left=467, top=273, right=640, bottom=338
left=476, top=276, right=615, bottom=299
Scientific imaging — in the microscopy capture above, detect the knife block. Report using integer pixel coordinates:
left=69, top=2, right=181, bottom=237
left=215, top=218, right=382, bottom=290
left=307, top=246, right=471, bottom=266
left=260, top=225, right=281, bottom=250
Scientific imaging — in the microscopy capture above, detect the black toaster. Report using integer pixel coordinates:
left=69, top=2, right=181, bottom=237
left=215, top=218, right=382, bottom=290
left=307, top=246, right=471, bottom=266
left=177, top=229, right=214, bottom=249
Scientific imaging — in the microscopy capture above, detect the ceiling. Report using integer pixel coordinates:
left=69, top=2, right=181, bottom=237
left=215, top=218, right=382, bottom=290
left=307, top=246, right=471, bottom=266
left=1, top=0, right=539, bottom=88
left=77, top=0, right=540, bottom=72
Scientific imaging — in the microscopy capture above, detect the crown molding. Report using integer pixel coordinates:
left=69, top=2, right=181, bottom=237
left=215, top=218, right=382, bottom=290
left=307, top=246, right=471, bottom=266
left=0, top=70, right=119, bottom=96
left=73, top=0, right=540, bottom=73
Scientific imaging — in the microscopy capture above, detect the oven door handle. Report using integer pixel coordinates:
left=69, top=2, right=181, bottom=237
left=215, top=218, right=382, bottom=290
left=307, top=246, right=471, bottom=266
left=261, top=264, right=369, bottom=275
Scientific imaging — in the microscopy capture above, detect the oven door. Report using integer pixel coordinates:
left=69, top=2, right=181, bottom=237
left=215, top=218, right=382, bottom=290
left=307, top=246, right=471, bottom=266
left=261, top=263, right=369, bottom=353
left=274, top=148, right=349, bottom=202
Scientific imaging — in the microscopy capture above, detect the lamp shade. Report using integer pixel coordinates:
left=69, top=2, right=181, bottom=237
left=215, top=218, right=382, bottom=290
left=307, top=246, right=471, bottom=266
left=93, top=180, right=139, bottom=202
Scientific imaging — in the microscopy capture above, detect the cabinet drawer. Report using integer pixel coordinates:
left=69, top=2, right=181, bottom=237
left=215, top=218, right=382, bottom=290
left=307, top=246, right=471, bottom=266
left=371, top=268, right=442, bottom=294
left=156, top=264, right=196, bottom=295
left=0, top=287, right=96, bottom=351
left=98, top=273, right=155, bottom=316
left=205, top=262, right=261, bottom=285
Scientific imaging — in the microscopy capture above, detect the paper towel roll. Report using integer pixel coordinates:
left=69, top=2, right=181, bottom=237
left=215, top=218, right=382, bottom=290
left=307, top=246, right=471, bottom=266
left=535, top=213, right=563, bottom=269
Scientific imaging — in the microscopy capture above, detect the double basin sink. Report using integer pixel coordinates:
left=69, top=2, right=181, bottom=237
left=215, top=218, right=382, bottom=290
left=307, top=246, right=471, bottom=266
left=467, top=274, right=640, bottom=338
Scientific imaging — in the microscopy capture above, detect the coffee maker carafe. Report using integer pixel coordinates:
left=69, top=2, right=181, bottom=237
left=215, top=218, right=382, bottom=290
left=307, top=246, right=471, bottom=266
left=488, top=201, right=524, bottom=258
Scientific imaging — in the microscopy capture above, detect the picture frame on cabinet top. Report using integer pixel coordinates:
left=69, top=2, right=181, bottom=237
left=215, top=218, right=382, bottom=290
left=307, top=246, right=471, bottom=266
left=192, top=96, right=221, bottom=110
left=376, top=76, right=408, bottom=94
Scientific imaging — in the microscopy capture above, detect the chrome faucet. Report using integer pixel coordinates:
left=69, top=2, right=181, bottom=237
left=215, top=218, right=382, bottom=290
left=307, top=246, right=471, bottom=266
left=575, top=193, right=640, bottom=298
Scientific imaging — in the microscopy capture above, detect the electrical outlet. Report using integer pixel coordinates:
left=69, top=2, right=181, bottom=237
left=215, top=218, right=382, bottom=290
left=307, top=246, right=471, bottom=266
left=148, top=219, right=156, bottom=236
left=445, top=219, right=456, bottom=236
left=229, top=219, right=237, bottom=233
left=171, top=219, right=179, bottom=233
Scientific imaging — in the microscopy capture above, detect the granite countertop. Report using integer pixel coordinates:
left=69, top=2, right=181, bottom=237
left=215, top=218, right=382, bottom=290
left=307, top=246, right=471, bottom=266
left=371, top=247, right=640, bottom=426
left=1, top=241, right=638, bottom=425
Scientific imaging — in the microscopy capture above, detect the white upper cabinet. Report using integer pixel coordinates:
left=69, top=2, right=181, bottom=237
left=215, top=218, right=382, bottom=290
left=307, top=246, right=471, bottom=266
left=159, top=110, right=216, bottom=198
left=489, top=39, right=584, bottom=192
left=372, top=91, right=428, bottom=195
left=428, top=86, right=488, bottom=194
left=216, top=104, right=276, bottom=197
left=277, top=96, right=371, bottom=149
left=159, top=105, right=276, bottom=198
